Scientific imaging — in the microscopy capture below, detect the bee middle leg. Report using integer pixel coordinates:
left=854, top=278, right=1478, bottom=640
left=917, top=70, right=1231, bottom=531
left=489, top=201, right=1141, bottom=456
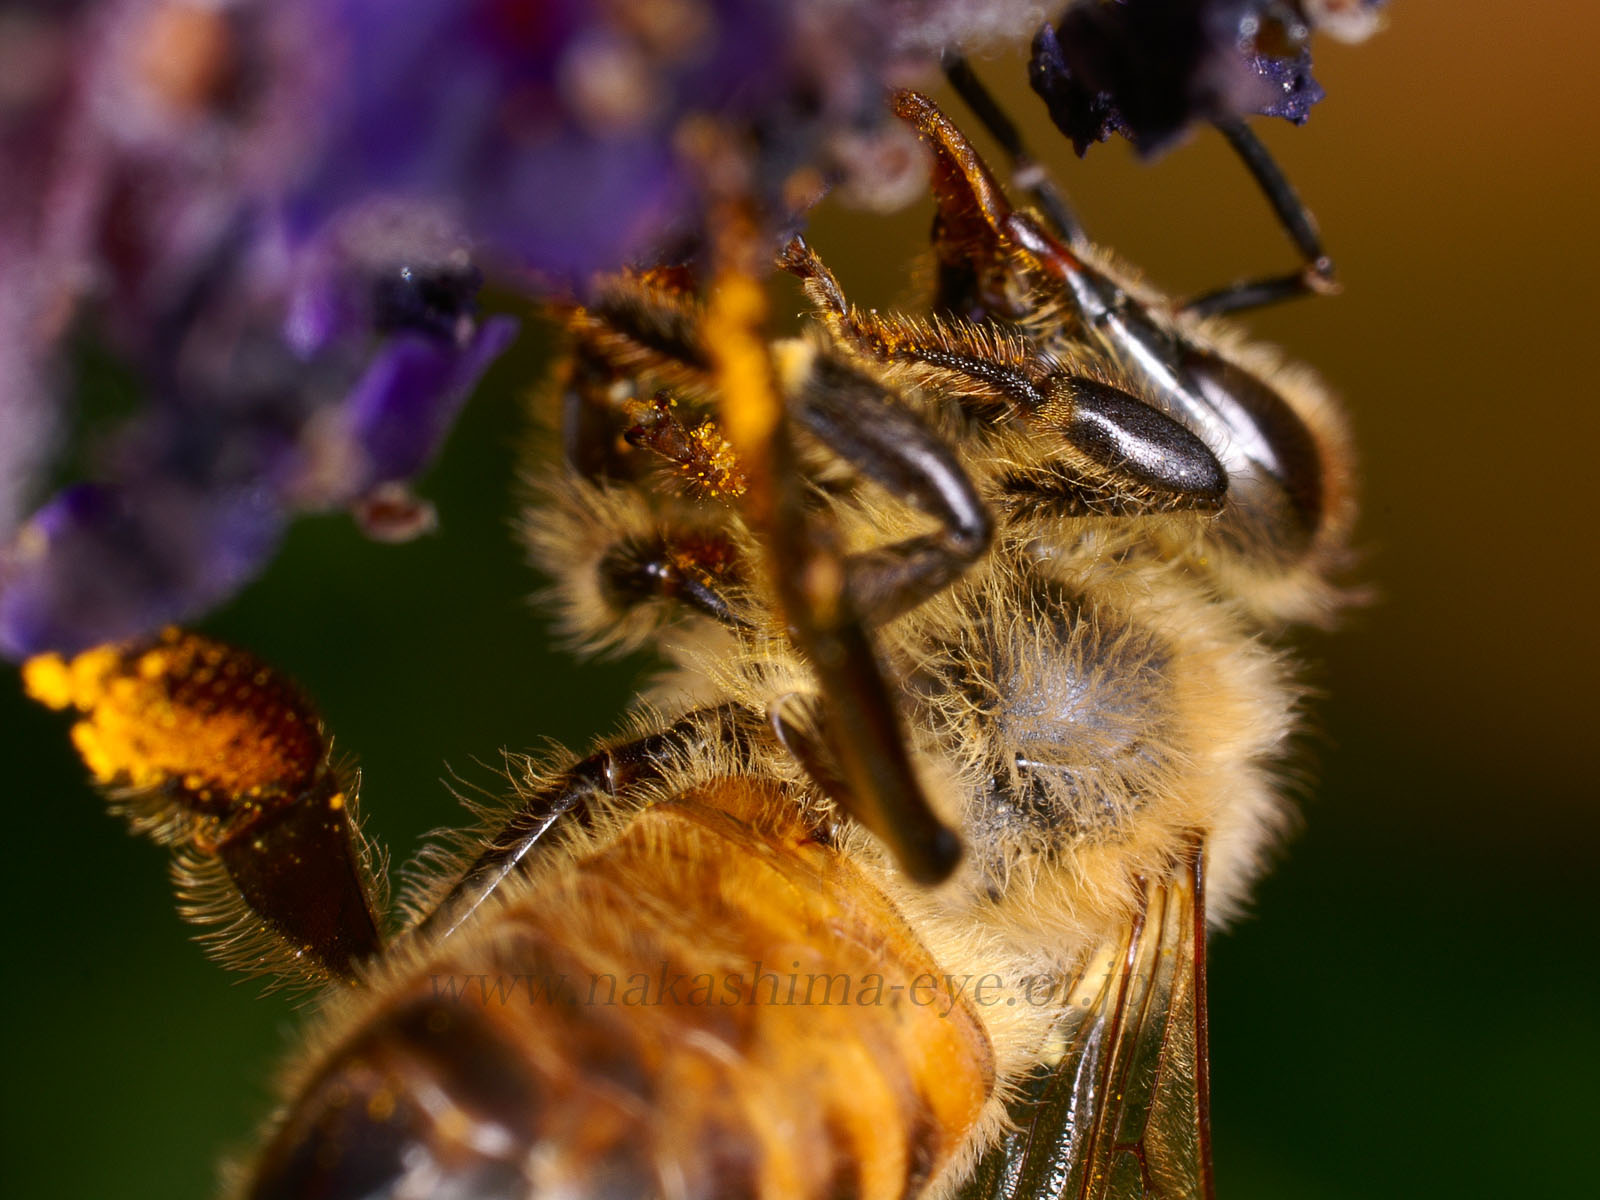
left=785, top=346, right=993, bottom=625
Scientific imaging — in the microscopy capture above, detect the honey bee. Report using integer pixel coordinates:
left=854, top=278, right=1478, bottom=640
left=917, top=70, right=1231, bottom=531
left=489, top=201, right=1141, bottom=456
left=23, top=83, right=1355, bottom=1200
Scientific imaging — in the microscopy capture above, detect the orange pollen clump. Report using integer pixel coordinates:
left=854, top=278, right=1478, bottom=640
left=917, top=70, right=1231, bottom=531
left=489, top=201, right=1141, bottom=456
left=688, top=421, right=748, bottom=498
left=22, top=631, right=317, bottom=797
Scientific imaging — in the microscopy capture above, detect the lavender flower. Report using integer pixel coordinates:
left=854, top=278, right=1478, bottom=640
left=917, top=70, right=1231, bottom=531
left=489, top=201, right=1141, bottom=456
left=0, top=0, right=1380, bottom=661
left=289, top=0, right=1058, bottom=283
left=0, top=1, right=516, bottom=658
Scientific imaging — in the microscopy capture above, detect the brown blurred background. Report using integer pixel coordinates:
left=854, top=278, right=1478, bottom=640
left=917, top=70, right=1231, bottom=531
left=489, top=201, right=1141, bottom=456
left=2, top=4, right=1595, bottom=1196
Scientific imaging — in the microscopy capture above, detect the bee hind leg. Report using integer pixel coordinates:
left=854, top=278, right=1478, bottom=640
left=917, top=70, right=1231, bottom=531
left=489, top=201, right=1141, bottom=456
left=23, top=630, right=386, bottom=986
left=414, top=703, right=749, bottom=942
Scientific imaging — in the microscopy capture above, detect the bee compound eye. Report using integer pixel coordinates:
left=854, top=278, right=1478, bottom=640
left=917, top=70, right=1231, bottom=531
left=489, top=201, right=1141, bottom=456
left=1179, top=350, right=1325, bottom=538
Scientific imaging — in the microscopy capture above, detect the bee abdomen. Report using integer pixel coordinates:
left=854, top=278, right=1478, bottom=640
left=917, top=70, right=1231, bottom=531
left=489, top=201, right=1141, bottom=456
left=247, top=781, right=994, bottom=1200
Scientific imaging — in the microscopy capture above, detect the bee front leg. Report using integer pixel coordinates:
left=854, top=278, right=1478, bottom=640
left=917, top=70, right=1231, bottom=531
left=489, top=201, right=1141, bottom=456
left=594, top=531, right=750, bottom=631
left=940, top=50, right=1084, bottom=245
left=786, top=347, right=993, bottom=625
left=1181, top=118, right=1340, bottom=318
left=707, top=239, right=964, bottom=885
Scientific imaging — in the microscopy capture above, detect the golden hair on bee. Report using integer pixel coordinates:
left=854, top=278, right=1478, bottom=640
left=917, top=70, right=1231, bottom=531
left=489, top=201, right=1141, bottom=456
left=26, top=80, right=1360, bottom=1200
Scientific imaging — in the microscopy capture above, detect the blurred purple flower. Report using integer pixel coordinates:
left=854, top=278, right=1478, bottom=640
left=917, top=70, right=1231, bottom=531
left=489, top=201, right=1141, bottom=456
left=0, top=191, right=517, bottom=657
left=0, top=480, right=281, bottom=661
left=1029, top=0, right=1385, bottom=155
left=0, top=1, right=519, bottom=658
left=0, top=0, right=1382, bottom=661
left=290, top=0, right=1054, bottom=283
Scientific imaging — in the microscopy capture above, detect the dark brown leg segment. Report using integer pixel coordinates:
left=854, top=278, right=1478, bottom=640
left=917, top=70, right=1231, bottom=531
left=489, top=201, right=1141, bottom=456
left=790, top=350, right=993, bottom=625
left=23, top=629, right=384, bottom=985
left=1179, top=117, right=1340, bottom=318
left=941, top=51, right=1085, bottom=245
left=707, top=221, right=963, bottom=885
left=596, top=531, right=749, bottom=631
left=415, top=705, right=749, bottom=941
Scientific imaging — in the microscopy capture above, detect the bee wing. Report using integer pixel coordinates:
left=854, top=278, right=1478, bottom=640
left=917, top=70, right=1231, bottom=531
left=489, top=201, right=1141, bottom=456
left=956, top=847, right=1213, bottom=1200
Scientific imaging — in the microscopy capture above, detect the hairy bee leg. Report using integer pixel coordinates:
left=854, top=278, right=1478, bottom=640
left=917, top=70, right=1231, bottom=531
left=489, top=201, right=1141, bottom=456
left=1182, top=268, right=1335, bottom=318
left=890, top=88, right=1032, bottom=324
left=570, top=262, right=1001, bottom=590
left=786, top=348, right=994, bottom=624
left=621, top=391, right=749, bottom=502
left=558, top=268, right=717, bottom=481
left=940, top=51, right=1085, bottom=245
left=23, top=630, right=384, bottom=985
left=707, top=248, right=962, bottom=886
left=1181, top=118, right=1339, bottom=317
left=415, top=704, right=748, bottom=942
left=1214, top=117, right=1333, bottom=280
left=906, top=70, right=1338, bottom=322
left=568, top=272, right=712, bottom=386
left=595, top=531, right=750, bottom=630
left=560, top=348, right=642, bottom=482
left=769, top=693, right=850, bottom=814
left=770, top=691, right=914, bottom=858
left=782, top=238, right=1228, bottom=513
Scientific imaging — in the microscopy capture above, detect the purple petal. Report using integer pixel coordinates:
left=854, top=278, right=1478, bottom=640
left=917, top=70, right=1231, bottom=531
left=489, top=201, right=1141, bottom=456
left=339, top=315, right=519, bottom=489
left=0, top=481, right=284, bottom=658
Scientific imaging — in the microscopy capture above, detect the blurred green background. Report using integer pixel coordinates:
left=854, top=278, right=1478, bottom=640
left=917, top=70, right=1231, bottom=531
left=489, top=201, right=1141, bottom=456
left=3, top=5, right=1596, bottom=1197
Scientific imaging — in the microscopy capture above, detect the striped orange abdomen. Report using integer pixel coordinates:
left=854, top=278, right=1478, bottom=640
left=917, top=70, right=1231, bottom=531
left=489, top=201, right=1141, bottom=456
left=247, top=781, right=995, bottom=1200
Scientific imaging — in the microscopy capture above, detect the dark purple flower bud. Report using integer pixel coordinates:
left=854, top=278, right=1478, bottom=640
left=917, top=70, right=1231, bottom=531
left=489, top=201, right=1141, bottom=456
left=1250, top=45, right=1324, bottom=124
left=1029, top=1, right=1380, bottom=156
left=1028, top=22, right=1128, bottom=157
